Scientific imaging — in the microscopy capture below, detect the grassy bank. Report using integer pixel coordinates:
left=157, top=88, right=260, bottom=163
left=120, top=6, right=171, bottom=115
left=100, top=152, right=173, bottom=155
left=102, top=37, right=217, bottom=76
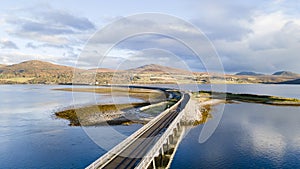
left=54, top=87, right=167, bottom=102
left=193, top=91, right=300, bottom=106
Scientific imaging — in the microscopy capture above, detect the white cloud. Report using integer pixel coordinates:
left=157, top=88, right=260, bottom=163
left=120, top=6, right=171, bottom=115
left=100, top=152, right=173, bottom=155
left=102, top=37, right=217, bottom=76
left=213, top=10, right=300, bottom=73
left=0, top=1, right=299, bottom=73
left=248, top=11, right=300, bottom=50
left=0, top=39, right=18, bottom=49
left=4, top=5, right=95, bottom=46
left=110, top=48, right=192, bottom=70
left=250, top=11, right=286, bottom=36
left=75, top=14, right=221, bottom=71
left=0, top=51, right=69, bottom=65
left=11, top=31, right=70, bottom=45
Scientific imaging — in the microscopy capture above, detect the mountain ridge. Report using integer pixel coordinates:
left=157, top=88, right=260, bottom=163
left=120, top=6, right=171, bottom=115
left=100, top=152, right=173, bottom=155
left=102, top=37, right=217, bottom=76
left=235, top=71, right=264, bottom=76
left=277, top=79, right=300, bottom=84
left=127, top=64, right=191, bottom=74
left=88, top=68, right=118, bottom=72
left=1, top=60, right=299, bottom=75
left=1, top=60, right=80, bottom=74
left=0, top=60, right=299, bottom=85
left=272, top=71, right=299, bottom=76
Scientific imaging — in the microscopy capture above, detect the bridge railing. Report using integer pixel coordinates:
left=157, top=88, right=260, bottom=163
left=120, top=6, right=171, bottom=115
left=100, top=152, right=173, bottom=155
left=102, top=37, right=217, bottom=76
left=85, top=92, right=185, bottom=169
left=136, top=94, right=189, bottom=169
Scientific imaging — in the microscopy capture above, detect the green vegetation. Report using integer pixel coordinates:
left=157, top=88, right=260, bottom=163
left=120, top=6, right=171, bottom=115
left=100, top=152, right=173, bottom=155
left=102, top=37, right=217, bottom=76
left=194, top=91, right=300, bottom=106
left=191, top=91, right=300, bottom=126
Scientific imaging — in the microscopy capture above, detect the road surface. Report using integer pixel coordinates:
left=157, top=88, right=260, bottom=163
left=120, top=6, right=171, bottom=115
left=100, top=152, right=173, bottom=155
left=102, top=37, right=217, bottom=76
left=101, top=93, right=190, bottom=169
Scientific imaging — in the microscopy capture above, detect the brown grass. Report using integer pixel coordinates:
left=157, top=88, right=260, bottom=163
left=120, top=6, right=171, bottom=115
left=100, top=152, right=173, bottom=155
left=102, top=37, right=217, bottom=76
left=54, top=87, right=166, bottom=102
left=193, top=104, right=213, bottom=126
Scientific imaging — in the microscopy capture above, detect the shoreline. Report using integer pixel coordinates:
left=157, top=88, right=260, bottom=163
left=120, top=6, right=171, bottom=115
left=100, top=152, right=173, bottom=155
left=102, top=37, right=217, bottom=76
left=193, top=91, right=300, bottom=106
left=1, top=81, right=300, bottom=85
left=54, top=86, right=181, bottom=126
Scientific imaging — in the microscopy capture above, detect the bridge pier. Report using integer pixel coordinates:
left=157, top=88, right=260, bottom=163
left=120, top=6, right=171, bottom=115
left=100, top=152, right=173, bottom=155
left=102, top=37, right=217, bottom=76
left=145, top=122, right=185, bottom=169
left=168, top=135, right=174, bottom=145
left=152, top=159, right=156, bottom=169
left=161, top=147, right=164, bottom=156
left=173, top=128, right=178, bottom=138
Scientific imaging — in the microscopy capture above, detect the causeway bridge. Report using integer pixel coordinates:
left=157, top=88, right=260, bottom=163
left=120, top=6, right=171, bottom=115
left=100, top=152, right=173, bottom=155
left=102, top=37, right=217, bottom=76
left=86, top=92, right=193, bottom=169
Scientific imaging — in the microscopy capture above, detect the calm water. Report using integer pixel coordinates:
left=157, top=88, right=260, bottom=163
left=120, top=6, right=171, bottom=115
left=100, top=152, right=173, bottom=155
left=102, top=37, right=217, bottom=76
left=0, top=84, right=299, bottom=168
left=0, top=85, right=142, bottom=169
left=146, top=84, right=300, bottom=99
left=171, top=84, right=300, bottom=169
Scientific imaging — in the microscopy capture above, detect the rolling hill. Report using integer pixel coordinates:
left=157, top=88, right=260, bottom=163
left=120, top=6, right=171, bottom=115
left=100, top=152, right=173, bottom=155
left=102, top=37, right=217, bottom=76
left=272, top=71, right=299, bottom=77
left=88, top=68, right=118, bottom=72
left=0, top=60, right=83, bottom=84
left=277, top=79, right=300, bottom=84
left=127, top=64, right=191, bottom=74
left=0, top=60, right=299, bottom=85
left=0, top=60, right=82, bottom=77
left=235, top=71, right=264, bottom=76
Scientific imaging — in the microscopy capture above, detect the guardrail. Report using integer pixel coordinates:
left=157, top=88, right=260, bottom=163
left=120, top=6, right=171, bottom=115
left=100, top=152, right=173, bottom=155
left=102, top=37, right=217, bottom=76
left=85, top=92, right=185, bottom=169
left=136, top=93, right=189, bottom=169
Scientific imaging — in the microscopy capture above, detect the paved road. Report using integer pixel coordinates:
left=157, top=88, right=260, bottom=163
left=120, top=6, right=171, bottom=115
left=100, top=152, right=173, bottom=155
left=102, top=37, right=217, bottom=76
left=101, top=93, right=190, bottom=169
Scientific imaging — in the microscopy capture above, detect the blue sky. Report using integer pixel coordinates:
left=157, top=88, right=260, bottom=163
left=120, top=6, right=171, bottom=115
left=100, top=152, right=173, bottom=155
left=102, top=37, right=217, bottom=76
left=0, top=0, right=299, bottom=73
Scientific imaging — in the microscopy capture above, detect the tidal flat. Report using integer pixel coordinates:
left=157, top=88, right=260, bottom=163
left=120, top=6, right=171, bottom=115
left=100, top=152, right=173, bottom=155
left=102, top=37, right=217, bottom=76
left=53, top=87, right=167, bottom=102
left=54, top=87, right=180, bottom=126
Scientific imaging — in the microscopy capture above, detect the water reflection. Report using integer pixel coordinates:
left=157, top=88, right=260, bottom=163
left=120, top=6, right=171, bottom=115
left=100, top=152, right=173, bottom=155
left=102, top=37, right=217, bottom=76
left=1, top=84, right=300, bottom=168
left=172, top=103, right=300, bottom=168
left=0, top=85, right=143, bottom=168
left=250, top=125, right=286, bottom=159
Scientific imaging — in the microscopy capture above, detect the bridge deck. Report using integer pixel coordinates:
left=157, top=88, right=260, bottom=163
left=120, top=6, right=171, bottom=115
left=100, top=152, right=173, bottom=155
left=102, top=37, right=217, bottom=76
left=100, top=93, right=190, bottom=169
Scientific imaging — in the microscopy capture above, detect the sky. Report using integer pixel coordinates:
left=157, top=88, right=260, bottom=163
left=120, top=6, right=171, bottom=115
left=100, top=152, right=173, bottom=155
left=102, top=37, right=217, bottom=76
left=0, top=0, right=299, bottom=73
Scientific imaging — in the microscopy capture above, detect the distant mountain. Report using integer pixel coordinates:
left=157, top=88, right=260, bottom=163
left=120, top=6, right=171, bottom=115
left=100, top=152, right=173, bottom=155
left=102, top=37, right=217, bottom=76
left=1, top=60, right=79, bottom=75
left=0, top=64, right=6, bottom=68
left=1, top=60, right=300, bottom=85
left=88, top=68, right=117, bottom=72
left=235, top=71, right=264, bottom=76
left=0, top=60, right=85, bottom=84
left=272, top=71, right=299, bottom=76
left=277, top=79, right=300, bottom=84
left=127, top=64, right=191, bottom=74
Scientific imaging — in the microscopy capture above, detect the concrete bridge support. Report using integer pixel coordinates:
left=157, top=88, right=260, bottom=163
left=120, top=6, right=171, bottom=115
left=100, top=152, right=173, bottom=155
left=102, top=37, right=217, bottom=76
left=144, top=122, right=185, bottom=169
